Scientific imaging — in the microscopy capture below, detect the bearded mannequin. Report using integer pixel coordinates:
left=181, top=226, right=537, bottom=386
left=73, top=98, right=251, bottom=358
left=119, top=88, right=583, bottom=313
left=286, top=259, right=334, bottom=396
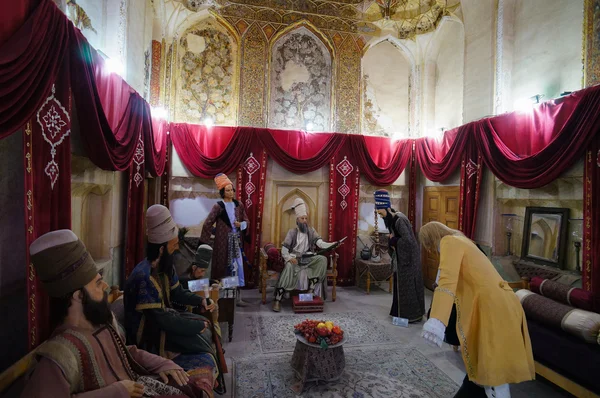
left=23, top=229, right=193, bottom=398
left=271, top=198, right=339, bottom=312
left=124, top=205, right=228, bottom=395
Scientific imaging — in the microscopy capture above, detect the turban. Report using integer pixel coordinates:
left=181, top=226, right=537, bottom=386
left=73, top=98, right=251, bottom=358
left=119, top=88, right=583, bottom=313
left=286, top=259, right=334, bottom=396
left=374, top=189, right=391, bottom=210
left=214, top=173, right=233, bottom=190
left=146, top=204, right=179, bottom=244
left=194, top=244, right=212, bottom=269
left=30, top=230, right=100, bottom=297
left=292, top=197, right=307, bottom=218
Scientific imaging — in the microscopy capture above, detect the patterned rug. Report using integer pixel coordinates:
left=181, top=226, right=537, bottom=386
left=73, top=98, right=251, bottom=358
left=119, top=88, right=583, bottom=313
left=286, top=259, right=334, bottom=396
left=233, top=346, right=459, bottom=397
left=254, top=311, right=397, bottom=353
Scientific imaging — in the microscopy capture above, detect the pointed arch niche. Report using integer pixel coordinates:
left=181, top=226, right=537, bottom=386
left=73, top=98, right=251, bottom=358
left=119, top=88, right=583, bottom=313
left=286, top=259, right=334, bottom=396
left=423, top=17, right=465, bottom=135
left=361, top=39, right=414, bottom=137
left=268, top=24, right=333, bottom=131
left=175, top=16, right=239, bottom=125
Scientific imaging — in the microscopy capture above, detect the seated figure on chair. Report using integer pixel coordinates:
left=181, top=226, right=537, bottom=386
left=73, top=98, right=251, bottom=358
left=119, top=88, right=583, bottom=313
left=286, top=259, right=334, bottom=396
left=124, top=205, right=228, bottom=395
left=22, top=230, right=197, bottom=397
left=272, top=198, right=336, bottom=312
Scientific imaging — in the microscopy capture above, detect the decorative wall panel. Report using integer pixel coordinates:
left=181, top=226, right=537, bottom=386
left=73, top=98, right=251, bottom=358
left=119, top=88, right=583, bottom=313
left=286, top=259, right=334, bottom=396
left=268, top=26, right=332, bottom=131
left=239, top=23, right=267, bottom=127
left=584, top=0, right=600, bottom=86
left=177, top=19, right=238, bottom=125
left=335, top=35, right=361, bottom=134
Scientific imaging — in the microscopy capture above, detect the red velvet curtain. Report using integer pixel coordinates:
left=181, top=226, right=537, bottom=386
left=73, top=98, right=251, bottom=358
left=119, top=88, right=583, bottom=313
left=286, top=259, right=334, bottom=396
left=349, top=135, right=412, bottom=185
left=0, top=0, right=36, bottom=46
left=122, top=118, right=169, bottom=278
left=408, top=140, right=417, bottom=232
left=473, top=87, right=600, bottom=188
left=329, top=146, right=360, bottom=285
left=458, top=137, right=483, bottom=239
left=256, top=129, right=346, bottom=173
left=0, top=0, right=70, bottom=138
left=236, top=148, right=268, bottom=288
left=146, top=117, right=169, bottom=177
left=124, top=133, right=146, bottom=277
left=70, top=30, right=147, bottom=171
left=23, top=66, right=72, bottom=349
left=415, top=126, right=469, bottom=182
left=170, top=124, right=254, bottom=178
left=583, top=136, right=600, bottom=303
left=161, top=134, right=172, bottom=207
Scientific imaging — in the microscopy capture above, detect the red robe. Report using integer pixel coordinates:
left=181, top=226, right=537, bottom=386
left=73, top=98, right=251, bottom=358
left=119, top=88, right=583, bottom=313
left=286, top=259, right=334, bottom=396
left=200, top=200, right=249, bottom=280
left=21, top=323, right=187, bottom=397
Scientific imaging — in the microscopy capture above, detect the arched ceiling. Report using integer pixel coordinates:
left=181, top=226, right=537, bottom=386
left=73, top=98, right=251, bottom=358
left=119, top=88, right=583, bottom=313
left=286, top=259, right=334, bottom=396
left=156, top=0, right=461, bottom=40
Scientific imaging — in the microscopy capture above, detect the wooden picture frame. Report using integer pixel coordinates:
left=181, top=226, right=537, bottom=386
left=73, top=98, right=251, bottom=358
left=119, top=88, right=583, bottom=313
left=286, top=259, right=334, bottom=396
left=521, top=206, right=570, bottom=269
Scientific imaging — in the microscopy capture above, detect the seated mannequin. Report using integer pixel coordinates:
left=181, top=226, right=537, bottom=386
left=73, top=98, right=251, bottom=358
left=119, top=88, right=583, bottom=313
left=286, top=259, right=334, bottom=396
left=22, top=230, right=197, bottom=397
left=272, top=198, right=337, bottom=312
left=124, top=205, right=227, bottom=394
left=178, top=244, right=219, bottom=291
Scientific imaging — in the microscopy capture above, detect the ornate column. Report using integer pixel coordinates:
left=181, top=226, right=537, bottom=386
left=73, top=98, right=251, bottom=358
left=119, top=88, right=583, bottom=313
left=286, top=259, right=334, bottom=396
left=335, top=35, right=361, bottom=134
left=238, top=23, right=267, bottom=127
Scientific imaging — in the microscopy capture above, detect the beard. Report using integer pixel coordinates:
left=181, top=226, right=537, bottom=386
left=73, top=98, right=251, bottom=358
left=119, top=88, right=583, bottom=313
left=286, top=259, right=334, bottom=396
left=158, top=248, right=176, bottom=278
left=296, top=221, right=308, bottom=234
left=82, top=288, right=113, bottom=326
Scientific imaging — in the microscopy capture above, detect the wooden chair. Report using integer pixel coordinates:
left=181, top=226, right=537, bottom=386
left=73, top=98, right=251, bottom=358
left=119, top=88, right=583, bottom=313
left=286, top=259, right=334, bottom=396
left=0, top=286, right=124, bottom=395
left=259, top=248, right=338, bottom=304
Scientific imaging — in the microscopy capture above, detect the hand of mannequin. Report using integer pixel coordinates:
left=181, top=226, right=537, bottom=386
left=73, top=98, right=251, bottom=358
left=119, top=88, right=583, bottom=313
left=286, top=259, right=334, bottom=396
left=421, top=318, right=446, bottom=347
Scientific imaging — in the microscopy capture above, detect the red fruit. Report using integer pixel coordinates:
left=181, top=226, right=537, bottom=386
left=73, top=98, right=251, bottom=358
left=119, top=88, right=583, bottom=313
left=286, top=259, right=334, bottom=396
left=316, top=326, right=329, bottom=337
left=308, top=336, right=317, bottom=343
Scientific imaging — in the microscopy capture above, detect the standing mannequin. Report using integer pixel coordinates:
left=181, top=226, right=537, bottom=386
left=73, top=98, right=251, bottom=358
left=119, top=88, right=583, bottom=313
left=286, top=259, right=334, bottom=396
left=200, top=173, right=250, bottom=307
left=373, top=190, right=424, bottom=323
left=419, top=221, right=535, bottom=398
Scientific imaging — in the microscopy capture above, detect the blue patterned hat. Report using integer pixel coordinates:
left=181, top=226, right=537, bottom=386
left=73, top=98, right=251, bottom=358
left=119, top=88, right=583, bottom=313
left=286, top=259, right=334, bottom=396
left=374, top=189, right=391, bottom=210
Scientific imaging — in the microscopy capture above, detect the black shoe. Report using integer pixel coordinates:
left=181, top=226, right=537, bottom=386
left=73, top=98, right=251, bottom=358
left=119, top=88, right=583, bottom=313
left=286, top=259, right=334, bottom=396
left=453, top=375, right=487, bottom=398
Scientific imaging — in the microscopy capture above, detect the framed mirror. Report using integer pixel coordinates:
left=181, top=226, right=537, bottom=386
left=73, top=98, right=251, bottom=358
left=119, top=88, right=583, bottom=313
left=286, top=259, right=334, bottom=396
left=521, top=207, right=570, bottom=269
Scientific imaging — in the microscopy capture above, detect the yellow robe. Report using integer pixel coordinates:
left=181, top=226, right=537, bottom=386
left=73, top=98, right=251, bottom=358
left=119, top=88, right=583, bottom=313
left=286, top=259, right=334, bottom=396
left=430, top=235, right=535, bottom=386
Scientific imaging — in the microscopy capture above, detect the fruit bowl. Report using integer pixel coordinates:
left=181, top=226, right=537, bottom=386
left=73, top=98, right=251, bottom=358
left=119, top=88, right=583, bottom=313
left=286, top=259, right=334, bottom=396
left=293, top=319, right=345, bottom=349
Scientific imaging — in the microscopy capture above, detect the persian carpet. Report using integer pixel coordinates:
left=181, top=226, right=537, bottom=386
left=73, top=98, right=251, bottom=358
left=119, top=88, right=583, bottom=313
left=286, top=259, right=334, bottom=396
left=233, top=346, right=459, bottom=397
left=253, top=311, right=397, bottom=354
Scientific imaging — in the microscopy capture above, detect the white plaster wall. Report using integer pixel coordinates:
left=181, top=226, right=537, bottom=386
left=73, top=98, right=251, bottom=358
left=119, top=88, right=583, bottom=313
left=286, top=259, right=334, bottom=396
left=433, top=20, right=465, bottom=131
left=461, top=0, right=495, bottom=122
left=510, top=0, right=583, bottom=108
left=73, top=0, right=105, bottom=50
left=70, top=0, right=154, bottom=94
left=362, top=41, right=411, bottom=137
left=126, top=0, right=154, bottom=94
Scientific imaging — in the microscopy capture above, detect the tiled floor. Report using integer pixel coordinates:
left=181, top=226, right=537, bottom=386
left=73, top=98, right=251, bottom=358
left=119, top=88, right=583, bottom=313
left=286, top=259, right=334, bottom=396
left=217, top=285, right=573, bottom=397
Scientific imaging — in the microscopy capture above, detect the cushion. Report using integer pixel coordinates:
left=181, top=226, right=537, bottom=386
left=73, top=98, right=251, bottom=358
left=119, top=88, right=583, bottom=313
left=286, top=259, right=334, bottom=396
left=530, top=277, right=595, bottom=312
left=292, top=295, right=324, bottom=313
left=562, top=309, right=600, bottom=344
left=517, top=290, right=600, bottom=344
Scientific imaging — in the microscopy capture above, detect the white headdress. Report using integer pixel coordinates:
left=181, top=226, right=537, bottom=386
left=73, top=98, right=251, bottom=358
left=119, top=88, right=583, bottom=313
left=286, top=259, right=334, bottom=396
left=291, top=198, right=307, bottom=218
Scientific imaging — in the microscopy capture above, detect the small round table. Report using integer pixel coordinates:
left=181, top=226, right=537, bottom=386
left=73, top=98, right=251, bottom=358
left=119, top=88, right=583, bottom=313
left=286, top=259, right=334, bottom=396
left=290, top=334, right=346, bottom=394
